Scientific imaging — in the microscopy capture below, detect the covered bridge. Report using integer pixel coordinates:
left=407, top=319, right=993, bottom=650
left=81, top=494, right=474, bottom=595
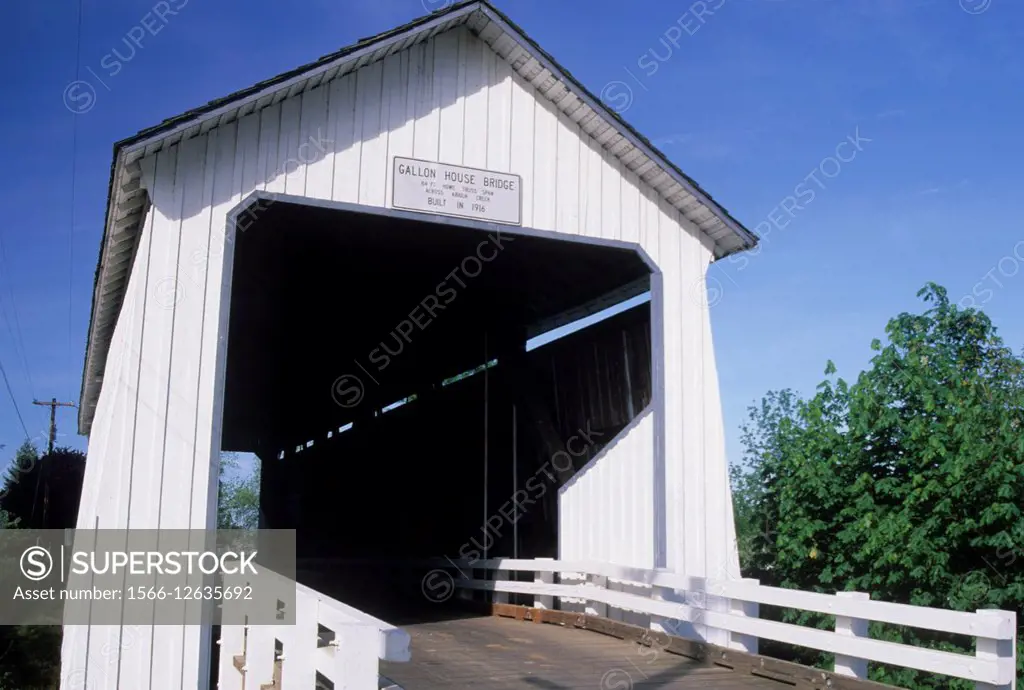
left=64, top=2, right=1016, bottom=689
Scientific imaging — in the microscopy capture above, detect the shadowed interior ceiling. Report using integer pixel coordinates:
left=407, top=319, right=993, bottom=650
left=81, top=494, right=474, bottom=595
left=221, top=201, right=650, bottom=452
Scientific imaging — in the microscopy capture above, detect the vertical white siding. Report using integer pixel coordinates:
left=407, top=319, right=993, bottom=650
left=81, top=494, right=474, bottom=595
left=508, top=71, right=534, bottom=226
left=531, top=98, right=558, bottom=230
left=74, top=25, right=739, bottom=688
left=558, top=411, right=654, bottom=568
left=300, top=86, right=330, bottom=200
left=330, top=73, right=360, bottom=204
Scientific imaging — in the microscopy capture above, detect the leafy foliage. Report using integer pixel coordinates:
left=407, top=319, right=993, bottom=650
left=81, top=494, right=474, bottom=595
left=732, top=284, right=1024, bottom=688
left=217, top=452, right=261, bottom=530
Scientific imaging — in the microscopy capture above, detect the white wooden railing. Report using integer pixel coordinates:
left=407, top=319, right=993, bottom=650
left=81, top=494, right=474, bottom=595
left=434, top=557, right=1017, bottom=689
left=216, top=579, right=410, bottom=689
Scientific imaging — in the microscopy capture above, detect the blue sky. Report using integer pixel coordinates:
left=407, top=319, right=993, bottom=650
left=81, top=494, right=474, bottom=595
left=0, top=0, right=1022, bottom=472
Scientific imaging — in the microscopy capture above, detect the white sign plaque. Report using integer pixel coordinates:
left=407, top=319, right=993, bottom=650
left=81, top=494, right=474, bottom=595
left=391, top=157, right=522, bottom=225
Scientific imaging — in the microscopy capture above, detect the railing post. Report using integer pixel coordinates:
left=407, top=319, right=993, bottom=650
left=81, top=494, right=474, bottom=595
left=649, top=582, right=674, bottom=637
left=975, top=609, right=1016, bottom=690
left=326, top=623, right=378, bottom=689
left=728, top=578, right=759, bottom=654
left=834, top=591, right=869, bottom=679
left=456, top=564, right=473, bottom=602
left=585, top=574, right=608, bottom=618
left=494, top=569, right=510, bottom=605
left=534, top=557, right=554, bottom=610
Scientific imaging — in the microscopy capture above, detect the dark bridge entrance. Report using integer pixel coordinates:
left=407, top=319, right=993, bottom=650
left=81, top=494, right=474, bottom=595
left=220, top=198, right=653, bottom=597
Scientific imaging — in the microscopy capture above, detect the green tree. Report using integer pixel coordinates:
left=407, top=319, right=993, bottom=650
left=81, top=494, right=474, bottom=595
left=731, top=284, right=1024, bottom=688
left=217, top=452, right=261, bottom=530
left=0, top=441, right=39, bottom=503
left=0, top=446, right=86, bottom=529
left=0, top=441, right=62, bottom=690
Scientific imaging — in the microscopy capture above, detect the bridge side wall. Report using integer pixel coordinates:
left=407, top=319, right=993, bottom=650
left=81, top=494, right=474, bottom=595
left=70, top=25, right=739, bottom=689
left=559, top=409, right=656, bottom=568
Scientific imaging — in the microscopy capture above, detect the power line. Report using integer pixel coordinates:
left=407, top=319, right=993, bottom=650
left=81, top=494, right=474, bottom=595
left=0, top=235, right=38, bottom=403
left=67, top=0, right=84, bottom=400
left=0, top=354, right=30, bottom=440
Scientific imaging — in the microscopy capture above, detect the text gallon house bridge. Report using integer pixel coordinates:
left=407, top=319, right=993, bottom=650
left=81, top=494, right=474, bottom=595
left=68, top=2, right=1015, bottom=688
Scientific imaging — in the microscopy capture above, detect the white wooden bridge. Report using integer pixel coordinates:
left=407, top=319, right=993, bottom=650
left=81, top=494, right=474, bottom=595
left=66, top=2, right=1016, bottom=688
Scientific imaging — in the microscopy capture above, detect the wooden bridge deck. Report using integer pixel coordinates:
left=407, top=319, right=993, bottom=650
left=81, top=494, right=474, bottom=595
left=380, top=615, right=785, bottom=689
left=298, top=568, right=899, bottom=690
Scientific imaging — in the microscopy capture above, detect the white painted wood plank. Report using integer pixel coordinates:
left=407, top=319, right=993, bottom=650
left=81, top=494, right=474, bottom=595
left=191, top=120, right=239, bottom=534
left=257, top=103, right=282, bottom=191
left=330, top=73, right=360, bottom=204
left=435, top=29, right=463, bottom=165
left=486, top=52, right=512, bottom=171
left=601, top=150, right=621, bottom=240
left=383, top=51, right=412, bottom=208
left=244, top=625, right=277, bottom=688
left=325, top=624, right=379, bottom=690
left=216, top=624, right=245, bottom=690
left=357, top=60, right=386, bottom=207
left=532, top=97, right=558, bottom=231
left=462, top=30, right=488, bottom=169
left=641, top=186, right=660, bottom=263
left=621, top=171, right=641, bottom=244
left=555, top=111, right=579, bottom=235
left=160, top=133, right=208, bottom=533
left=236, top=114, right=260, bottom=206
left=659, top=200, right=686, bottom=578
left=301, top=85, right=331, bottom=200
left=166, top=132, right=215, bottom=689
left=279, top=96, right=303, bottom=194
left=508, top=72, right=535, bottom=227
left=411, top=38, right=439, bottom=161
left=580, top=137, right=602, bottom=239
left=678, top=219, right=707, bottom=583
left=151, top=134, right=207, bottom=690
left=278, top=587, right=320, bottom=688
left=119, top=144, right=180, bottom=689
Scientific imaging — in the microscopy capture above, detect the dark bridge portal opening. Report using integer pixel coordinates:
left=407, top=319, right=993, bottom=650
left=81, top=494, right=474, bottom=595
left=219, top=198, right=652, bottom=618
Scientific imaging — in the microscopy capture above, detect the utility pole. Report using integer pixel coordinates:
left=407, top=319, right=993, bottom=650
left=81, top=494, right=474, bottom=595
left=31, top=398, right=76, bottom=528
left=33, top=398, right=76, bottom=455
